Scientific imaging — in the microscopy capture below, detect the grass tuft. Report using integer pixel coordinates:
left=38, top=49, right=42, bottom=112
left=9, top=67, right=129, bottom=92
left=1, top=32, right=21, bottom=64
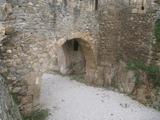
left=70, top=74, right=85, bottom=83
left=127, top=60, right=160, bottom=87
left=155, top=19, right=160, bottom=44
left=23, top=109, right=49, bottom=120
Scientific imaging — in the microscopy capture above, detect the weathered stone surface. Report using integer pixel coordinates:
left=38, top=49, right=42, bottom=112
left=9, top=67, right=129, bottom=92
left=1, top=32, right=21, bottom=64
left=5, top=26, right=15, bottom=35
left=3, top=3, right=13, bottom=15
left=0, top=23, right=5, bottom=35
left=0, top=0, right=160, bottom=115
left=0, top=2, right=15, bottom=21
left=0, top=75, right=22, bottom=120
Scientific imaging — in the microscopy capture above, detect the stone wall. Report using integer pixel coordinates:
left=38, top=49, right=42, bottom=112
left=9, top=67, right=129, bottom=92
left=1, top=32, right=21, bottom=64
left=52, top=0, right=160, bottom=108
left=0, top=0, right=57, bottom=115
left=0, top=75, right=22, bottom=120
left=97, top=1, right=160, bottom=108
left=96, top=0, right=155, bottom=86
left=0, top=0, right=160, bottom=115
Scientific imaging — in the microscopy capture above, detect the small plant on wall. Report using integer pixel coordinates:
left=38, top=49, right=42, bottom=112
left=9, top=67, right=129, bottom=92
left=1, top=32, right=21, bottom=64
left=155, top=19, right=160, bottom=44
left=127, top=60, right=160, bottom=87
left=23, top=109, right=49, bottom=120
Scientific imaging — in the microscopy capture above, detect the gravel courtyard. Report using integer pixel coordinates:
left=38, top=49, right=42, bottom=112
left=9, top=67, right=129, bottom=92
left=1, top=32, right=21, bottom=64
left=40, top=73, right=160, bottom=120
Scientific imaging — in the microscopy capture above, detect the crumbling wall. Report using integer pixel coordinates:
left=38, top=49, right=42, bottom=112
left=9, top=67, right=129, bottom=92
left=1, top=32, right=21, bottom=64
left=96, top=0, right=160, bottom=108
left=0, top=0, right=160, bottom=115
left=0, top=75, right=22, bottom=120
left=53, top=0, right=160, bottom=108
left=0, top=0, right=57, bottom=115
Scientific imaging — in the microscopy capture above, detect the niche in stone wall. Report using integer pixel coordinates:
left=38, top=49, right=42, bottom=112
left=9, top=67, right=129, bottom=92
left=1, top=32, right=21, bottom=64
left=95, top=0, right=98, bottom=10
left=57, top=37, right=97, bottom=83
left=130, top=0, right=148, bottom=13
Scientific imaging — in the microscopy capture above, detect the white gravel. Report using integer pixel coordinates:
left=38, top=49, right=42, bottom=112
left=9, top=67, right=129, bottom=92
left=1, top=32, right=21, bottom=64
left=40, top=73, right=160, bottom=120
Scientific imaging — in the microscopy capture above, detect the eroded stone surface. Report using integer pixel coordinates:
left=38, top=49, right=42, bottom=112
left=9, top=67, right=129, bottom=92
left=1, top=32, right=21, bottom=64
left=0, top=0, right=160, bottom=115
left=0, top=75, right=22, bottom=120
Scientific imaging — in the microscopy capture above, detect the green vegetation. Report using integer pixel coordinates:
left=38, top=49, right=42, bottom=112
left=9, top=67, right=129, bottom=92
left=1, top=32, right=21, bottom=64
left=11, top=92, right=20, bottom=105
left=127, top=60, right=160, bottom=87
left=23, top=109, right=49, bottom=120
left=11, top=91, right=49, bottom=120
left=155, top=19, right=160, bottom=44
left=70, top=74, right=85, bottom=83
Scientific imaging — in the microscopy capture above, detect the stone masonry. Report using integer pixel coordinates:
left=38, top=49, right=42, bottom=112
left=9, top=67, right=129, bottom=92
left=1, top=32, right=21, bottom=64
left=0, top=75, right=22, bottom=120
left=0, top=0, right=160, bottom=115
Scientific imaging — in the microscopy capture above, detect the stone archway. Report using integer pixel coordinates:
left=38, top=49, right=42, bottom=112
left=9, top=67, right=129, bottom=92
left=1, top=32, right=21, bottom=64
left=57, top=37, right=97, bottom=84
left=60, top=39, right=86, bottom=74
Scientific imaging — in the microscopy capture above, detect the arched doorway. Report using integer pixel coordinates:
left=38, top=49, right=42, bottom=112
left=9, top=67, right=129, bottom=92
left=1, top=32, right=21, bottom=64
left=57, top=38, right=97, bottom=83
left=62, top=39, right=86, bottom=74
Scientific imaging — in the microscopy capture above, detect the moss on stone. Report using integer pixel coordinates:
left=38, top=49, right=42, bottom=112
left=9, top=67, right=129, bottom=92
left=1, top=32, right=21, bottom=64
left=10, top=92, right=21, bottom=105
left=127, top=60, right=160, bottom=87
left=23, top=109, right=49, bottom=120
left=70, top=74, right=85, bottom=83
left=155, top=19, right=160, bottom=44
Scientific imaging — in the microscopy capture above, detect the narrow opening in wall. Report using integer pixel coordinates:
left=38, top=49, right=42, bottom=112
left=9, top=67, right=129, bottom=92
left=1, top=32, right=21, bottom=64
left=95, top=0, right=98, bottom=10
left=141, top=5, right=144, bottom=10
left=141, top=0, right=145, bottom=10
left=73, top=40, right=79, bottom=51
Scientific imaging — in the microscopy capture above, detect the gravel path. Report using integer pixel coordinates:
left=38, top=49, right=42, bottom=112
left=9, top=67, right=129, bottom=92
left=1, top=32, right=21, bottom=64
left=40, top=73, right=160, bottom=120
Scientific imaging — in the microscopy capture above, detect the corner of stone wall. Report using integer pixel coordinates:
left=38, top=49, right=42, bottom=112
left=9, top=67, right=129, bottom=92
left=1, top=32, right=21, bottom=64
left=0, top=75, right=22, bottom=120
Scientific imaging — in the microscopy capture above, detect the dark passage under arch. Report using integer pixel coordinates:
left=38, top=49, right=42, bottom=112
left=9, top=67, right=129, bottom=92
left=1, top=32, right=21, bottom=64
left=57, top=38, right=97, bottom=83
left=61, top=39, right=86, bottom=74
